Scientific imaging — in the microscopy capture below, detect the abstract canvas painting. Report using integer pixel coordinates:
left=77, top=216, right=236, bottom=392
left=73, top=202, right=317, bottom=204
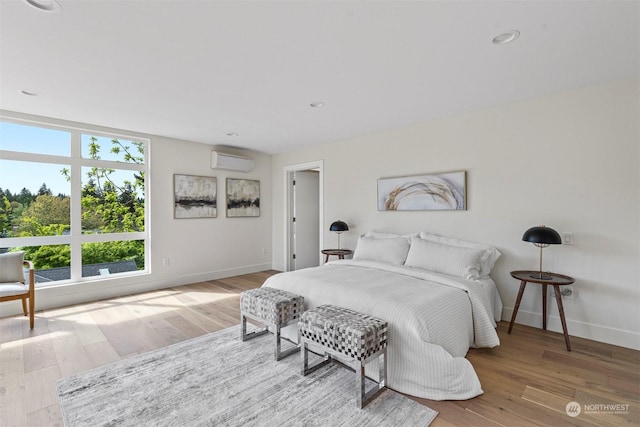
left=226, top=178, right=260, bottom=217
left=378, top=171, right=466, bottom=211
left=173, top=174, right=217, bottom=218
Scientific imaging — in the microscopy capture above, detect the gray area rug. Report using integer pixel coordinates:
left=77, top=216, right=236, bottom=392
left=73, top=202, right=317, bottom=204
left=57, top=326, right=437, bottom=426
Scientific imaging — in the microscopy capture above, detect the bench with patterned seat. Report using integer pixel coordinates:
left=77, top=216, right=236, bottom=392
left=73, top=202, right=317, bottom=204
left=240, top=287, right=304, bottom=361
left=299, top=304, right=388, bottom=408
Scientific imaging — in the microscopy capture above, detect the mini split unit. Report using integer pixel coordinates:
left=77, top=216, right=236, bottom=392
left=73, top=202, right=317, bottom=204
left=210, top=151, right=255, bottom=172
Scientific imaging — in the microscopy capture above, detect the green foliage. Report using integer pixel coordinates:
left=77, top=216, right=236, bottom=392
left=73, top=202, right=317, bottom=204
left=38, top=183, right=52, bottom=196
left=0, top=195, right=11, bottom=235
left=0, top=187, right=39, bottom=234
left=8, top=137, right=146, bottom=274
left=16, top=195, right=70, bottom=236
left=17, top=217, right=68, bottom=237
left=82, top=240, right=145, bottom=269
left=78, top=137, right=145, bottom=233
left=15, top=240, right=144, bottom=271
left=17, top=188, right=35, bottom=205
left=21, top=244, right=70, bottom=269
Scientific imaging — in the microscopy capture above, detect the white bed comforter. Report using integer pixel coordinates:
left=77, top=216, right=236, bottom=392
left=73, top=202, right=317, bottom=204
left=262, top=259, right=501, bottom=400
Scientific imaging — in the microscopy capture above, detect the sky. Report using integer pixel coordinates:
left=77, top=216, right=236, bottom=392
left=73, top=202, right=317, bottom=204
left=0, top=122, right=70, bottom=195
left=0, top=121, right=143, bottom=196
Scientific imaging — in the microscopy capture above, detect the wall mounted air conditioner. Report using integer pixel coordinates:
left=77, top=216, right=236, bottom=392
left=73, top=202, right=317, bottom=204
left=211, top=151, right=255, bottom=172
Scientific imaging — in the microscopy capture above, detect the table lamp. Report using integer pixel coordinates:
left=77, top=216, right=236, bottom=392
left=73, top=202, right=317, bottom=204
left=329, top=220, right=349, bottom=249
left=522, top=225, right=562, bottom=280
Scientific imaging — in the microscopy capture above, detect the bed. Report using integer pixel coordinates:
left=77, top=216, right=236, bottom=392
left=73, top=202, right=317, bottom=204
left=262, top=232, right=502, bottom=400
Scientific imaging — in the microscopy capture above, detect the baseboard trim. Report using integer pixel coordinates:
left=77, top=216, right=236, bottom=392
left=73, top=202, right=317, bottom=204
left=271, top=262, right=286, bottom=272
left=502, top=307, right=640, bottom=351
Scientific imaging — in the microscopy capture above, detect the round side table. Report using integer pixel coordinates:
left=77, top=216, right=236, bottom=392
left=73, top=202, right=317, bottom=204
left=508, top=270, right=575, bottom=351
left=321, top=249, right=353, bottom=263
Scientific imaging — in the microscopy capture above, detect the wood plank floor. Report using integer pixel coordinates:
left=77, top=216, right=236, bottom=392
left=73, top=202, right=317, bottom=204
left=1, top=270, right=638, bottom=426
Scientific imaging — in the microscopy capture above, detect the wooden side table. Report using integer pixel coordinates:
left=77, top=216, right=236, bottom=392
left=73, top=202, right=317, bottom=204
left=508, top=270, right=575, bottom=351
left=321, top=249, right=353, bottom=263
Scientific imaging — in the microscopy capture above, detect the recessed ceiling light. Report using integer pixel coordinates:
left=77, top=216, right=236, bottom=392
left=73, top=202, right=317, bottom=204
left=226, top=132, right=239, bottom=137
left=310, top=102, right=325, bottom=108
left=18, top=90, right=39, bottom=96
left=492, top=30, right=520, bottom=45
left=22, top=0, right=62, bottom=13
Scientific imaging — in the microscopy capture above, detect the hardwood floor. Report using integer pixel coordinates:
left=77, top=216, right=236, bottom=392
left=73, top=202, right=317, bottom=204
left=0, top=270, right=638, bottom=426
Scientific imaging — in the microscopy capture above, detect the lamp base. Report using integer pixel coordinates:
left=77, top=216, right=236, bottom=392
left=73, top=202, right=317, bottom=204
left=530, top=273, right=553, bottom=280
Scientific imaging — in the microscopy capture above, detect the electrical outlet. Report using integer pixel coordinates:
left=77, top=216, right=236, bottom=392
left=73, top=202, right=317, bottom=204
left=563, top=232, right=574, bottom=245
left=162, top=257, right=170, bottom=267
left=550, top=285, right=574, bottom=299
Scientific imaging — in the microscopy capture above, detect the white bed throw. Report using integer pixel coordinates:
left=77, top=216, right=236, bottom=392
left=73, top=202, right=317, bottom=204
left=263, top=260, right=501, bottom=400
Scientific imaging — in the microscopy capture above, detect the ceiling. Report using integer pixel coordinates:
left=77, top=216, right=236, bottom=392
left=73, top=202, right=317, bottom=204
left=1, top=1, right=638, bottom=154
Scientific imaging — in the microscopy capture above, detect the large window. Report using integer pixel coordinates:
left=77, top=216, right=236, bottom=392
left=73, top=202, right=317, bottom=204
left=0, top=118, right=149, bottom=286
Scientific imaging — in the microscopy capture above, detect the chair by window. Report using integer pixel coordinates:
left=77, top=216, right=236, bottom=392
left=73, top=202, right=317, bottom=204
left=0, top=251, right=35, bottom=329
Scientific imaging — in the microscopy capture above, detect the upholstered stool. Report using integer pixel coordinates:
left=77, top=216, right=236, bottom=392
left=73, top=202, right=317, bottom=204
left=240, top=287, right=304, bottom=361
left=299, top=304, right=388, bottom=408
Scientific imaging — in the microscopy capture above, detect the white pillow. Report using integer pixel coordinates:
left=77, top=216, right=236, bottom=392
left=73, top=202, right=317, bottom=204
left=364, top=231, right=418, bottom=242
left=418, top=232, right=501, bottom=277
left=0, top=251, right=25, bottom=283
left=405, top=237, right=485, bottom=280
left=353, top=236, right=410, bottom=265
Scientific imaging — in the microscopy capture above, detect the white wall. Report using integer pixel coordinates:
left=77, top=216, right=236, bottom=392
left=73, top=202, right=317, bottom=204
left=0, top=111, right=272, bottom=314
left=271, top=77, right=640, bottom=350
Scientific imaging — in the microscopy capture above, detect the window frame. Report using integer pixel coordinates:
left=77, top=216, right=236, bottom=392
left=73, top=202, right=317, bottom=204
left=0, top=116, right=150, bottom=287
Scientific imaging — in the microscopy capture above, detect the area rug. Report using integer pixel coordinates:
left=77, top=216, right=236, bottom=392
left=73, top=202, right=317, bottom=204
left=57, top=326, right=437, bottom=426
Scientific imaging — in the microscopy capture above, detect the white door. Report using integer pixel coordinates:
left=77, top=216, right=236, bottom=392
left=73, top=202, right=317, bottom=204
left=290, top=170, right=320, bottom=270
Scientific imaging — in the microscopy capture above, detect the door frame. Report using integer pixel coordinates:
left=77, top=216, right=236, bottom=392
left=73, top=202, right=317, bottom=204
left=283, top=160, right=324, bottom=271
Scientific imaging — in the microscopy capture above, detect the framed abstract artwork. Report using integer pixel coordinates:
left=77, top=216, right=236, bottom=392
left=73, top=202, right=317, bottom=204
left=377, top=171, right=466, bottom=211
left=226, top=178, right=260, bottom=217
left=173, top=174, right=217, bottom=218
